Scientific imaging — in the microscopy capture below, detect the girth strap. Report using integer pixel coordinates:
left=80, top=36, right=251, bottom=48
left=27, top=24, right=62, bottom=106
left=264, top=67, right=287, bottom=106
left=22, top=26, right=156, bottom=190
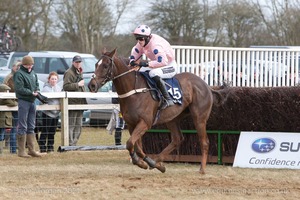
left=118, top=88, right=148, bottom=98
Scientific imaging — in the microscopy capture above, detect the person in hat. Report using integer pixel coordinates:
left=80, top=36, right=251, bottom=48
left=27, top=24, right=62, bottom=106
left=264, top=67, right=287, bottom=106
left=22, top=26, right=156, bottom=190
left=3, top=61, right=21, bottom=154
left=129, top=24, right=177, bottom=109
left=13, top=55, right=43, bottom=157
left=0, top=84, right=17, bottom=154
left=106, top=84, right=125, bottom=145
left=63, top=55, right=87, bottom=146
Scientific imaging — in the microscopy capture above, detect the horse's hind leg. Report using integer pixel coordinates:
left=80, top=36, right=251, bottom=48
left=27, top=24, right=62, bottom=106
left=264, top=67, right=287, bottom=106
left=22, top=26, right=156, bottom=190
left=147, top=121, right=183, bottom=173
left=189, top=91, right=212, bottom=174
left=190, top=110, right=210, bottom=174
left=195, top=122, right=209, bottom=174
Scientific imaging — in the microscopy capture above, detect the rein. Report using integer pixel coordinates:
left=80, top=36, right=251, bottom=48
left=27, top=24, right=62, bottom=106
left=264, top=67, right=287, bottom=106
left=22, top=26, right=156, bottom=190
left=93, top=55, right=148, bottom=98
left=113, top=66, right=140, bottom=80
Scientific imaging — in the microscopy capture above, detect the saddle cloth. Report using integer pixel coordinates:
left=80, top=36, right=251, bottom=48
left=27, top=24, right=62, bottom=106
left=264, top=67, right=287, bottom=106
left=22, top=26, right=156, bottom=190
left=140, top=72, right=182, bottom=105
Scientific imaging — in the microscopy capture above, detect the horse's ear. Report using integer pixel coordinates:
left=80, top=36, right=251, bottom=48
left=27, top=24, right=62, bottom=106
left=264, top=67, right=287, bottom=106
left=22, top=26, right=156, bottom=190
left=101, top=47, right=107, bottom=54
left=109, top=48, right=117, bottom=58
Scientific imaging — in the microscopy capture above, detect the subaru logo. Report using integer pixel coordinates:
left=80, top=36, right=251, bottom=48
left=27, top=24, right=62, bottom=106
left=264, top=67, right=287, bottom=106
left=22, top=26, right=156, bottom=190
left=251, top=138, right=276, bottom=153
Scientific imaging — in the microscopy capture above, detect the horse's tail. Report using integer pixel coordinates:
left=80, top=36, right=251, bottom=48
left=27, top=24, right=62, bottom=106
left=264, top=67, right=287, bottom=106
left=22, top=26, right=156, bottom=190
left=210, top=84, right=230, bottom=106
left=211, top=89, right=223, bottom=106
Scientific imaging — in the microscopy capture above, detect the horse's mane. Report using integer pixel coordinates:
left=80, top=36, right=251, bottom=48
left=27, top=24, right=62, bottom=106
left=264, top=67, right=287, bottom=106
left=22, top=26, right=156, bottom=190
left=119, top=56, right=130, bottom=65
left=113, top=54, right=130, bottom=69
left=102, top=49, right=130, bottom=68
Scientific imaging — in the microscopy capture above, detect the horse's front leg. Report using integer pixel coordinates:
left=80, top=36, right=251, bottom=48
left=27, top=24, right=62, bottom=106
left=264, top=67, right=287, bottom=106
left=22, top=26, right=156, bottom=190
left=133, top=138, right=166, bottom=173
left=143, top=122, right=183, bottom=173
left=126, top=122, right=149, bottom=170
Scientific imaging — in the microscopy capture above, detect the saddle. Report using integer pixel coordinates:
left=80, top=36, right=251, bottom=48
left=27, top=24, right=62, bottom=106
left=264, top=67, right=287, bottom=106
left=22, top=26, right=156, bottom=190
left=140, top=72, right=183, bottom=105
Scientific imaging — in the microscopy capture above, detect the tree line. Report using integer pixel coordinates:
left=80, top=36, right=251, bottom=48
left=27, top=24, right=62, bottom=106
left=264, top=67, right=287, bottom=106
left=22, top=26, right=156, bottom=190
left=0, top=0, right=299, bottom=57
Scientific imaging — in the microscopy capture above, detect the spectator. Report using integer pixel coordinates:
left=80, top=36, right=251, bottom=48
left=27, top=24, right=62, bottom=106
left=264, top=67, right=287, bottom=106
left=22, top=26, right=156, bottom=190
left=106, top=107, right=125, bottom=146
left=63, top=55, right=87, bottom=146
left=0, top=84, right=17, bottom=154
left=111, top=84, right=125, bottom=145
left=38, top=72, right=61, bottom=153
left=13, top=55, right=42, bottom=157
left=3, top=60, right=21, bottom=154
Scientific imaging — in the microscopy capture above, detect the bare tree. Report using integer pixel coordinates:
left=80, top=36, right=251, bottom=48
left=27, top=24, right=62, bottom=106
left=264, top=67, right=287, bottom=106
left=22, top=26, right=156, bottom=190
left=3, top=0, right=300, bottom=52
left=145, top=0, right=205, bottom=45
left=201, top=0, right=226, bottom=46
left=55, top=0, right=132, bottom=54
left=219, top=0, right=261, bottom=47
left=144, top=0, right=262, bottom=47
left=98, top=0, right=135, bottom=57
left=0, top=0, right=54, bottom=51
left=56, top=0, right=113, bottom=53
left=110, top=0, right=131, bottom=35
left=253, top=0, right=300, bottom=45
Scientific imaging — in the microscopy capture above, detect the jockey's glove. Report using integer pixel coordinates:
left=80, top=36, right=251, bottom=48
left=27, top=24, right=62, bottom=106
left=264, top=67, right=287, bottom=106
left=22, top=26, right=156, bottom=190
left=139, top=61, right=149, bottom=67
left=130, top=60, right=137, bottom=67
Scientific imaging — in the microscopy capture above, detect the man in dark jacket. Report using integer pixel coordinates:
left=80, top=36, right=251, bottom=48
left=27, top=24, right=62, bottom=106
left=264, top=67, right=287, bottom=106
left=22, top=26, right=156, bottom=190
left=63, top=55, right=87, bottom=146
left=13, top=55, right=42, bottom=157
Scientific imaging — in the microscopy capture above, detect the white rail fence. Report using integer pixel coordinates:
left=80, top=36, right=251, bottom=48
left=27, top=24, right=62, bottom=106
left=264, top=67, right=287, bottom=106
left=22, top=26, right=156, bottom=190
left=0, top=92, right=117, bottom=146
left=173, top=46, right=300, bottom=87
left=2, top=46, right=300, bottom=146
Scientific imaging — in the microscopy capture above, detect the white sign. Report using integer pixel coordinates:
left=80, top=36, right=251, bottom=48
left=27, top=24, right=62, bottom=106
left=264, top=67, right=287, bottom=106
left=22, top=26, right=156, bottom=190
left=233, top=132, right=300, bottom=169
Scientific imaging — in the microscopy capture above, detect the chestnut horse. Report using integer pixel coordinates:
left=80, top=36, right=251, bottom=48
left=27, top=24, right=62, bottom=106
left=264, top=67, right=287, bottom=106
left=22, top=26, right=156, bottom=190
left=88, top=49, right=213, bottom=174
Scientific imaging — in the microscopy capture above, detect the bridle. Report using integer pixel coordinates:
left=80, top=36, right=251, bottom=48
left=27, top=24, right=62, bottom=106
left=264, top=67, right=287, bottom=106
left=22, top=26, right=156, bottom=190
left=91, top=54, right=140, bottom=91
left=98, top=55, right=115, bottom=84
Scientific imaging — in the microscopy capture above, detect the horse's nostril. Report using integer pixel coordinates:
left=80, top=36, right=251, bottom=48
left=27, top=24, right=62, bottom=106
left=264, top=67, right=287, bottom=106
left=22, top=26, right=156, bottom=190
left=88, top=82, right=94, bottom=92
left=90, top=84, right=96, bottom=92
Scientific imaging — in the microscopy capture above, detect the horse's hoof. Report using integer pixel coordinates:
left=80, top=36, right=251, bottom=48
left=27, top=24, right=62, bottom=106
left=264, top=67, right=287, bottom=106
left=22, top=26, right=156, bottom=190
left=155, top=163, right=166, bottom=173
left=136, top=160, right=148, bottom=170
left=199, top=169, right=205, bottom=174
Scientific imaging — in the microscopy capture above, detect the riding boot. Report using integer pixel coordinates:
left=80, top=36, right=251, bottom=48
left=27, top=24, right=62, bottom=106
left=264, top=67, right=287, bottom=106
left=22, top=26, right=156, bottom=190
left=153, top=76, right=174, bottom=109
left=26, top=134, right=42, bottom=157
left=115, top=128, right=122, bottom=145
left=17, top=134, right=30, bottom=158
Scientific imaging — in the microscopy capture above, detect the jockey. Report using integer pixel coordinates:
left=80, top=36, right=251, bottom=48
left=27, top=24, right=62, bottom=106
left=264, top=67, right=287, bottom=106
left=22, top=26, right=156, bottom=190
left=129, top=25, right=177, bottom=109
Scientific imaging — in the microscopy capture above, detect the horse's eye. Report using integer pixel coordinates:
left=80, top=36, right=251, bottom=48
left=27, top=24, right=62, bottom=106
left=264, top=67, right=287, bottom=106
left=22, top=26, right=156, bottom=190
left=103, top=64, right=109, bottom=69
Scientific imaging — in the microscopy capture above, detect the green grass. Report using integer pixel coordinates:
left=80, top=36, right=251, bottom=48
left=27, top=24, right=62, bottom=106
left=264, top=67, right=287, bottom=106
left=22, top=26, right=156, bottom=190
left=1, top=127, right=130, bottom=155
left=55, top=127, right=130, bottom=148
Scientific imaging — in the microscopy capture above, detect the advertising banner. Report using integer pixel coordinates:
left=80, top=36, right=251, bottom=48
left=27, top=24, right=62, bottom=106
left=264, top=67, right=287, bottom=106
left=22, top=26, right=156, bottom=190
left=233, top=132, right=300, bottom=169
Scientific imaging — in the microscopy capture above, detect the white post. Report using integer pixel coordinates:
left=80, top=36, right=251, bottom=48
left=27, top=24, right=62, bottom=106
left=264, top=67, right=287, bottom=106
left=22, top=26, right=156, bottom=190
left=61, top=93, right=69, bottom=146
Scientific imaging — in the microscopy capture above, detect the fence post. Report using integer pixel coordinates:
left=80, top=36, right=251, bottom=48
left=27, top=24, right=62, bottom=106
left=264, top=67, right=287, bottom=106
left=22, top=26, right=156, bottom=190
left=60, top=93, right=69, bottom=146
left=217, top=131, right=222, bottom=165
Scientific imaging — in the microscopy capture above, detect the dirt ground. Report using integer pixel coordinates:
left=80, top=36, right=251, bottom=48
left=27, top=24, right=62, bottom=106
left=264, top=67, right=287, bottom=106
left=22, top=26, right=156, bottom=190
left=0, top=128, right=299, bottom=199
left=0, top=149, right=299, bottom=200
